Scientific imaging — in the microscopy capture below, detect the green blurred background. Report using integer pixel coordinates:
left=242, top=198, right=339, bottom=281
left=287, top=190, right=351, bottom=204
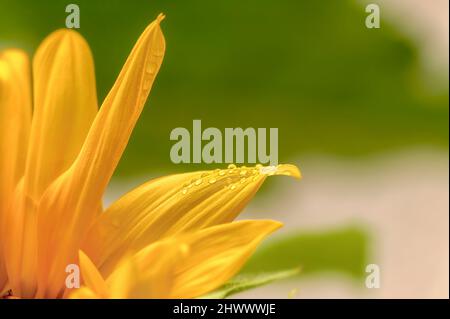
left=1, top=0, right=448, bottom=298
left=0, top=0, right=447, bottom=176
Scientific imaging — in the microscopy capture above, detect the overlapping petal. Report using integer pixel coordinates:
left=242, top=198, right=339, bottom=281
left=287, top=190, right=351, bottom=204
left=0, top=13, right=300, bottom=300
left=26, top=29, right=98, bottom=201
left=0, top=50, right=31, bottom=294
left=4, top=28, right=99, bottom=298
left=83, top=164, right=300, bottom=276
left=169, top=219, right=282, bottom=298
left=73, top=220, right=281, bottom=299
left=78, top=251, right=109, bottom=298
left=35, top=14, right=166, bottom=298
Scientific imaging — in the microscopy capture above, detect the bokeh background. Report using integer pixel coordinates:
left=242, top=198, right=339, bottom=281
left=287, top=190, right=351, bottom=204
left=0, top=0, right=448, bottom=298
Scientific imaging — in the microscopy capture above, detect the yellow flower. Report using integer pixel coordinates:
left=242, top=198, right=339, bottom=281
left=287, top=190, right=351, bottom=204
left=0, top=14, right=300, bottom=299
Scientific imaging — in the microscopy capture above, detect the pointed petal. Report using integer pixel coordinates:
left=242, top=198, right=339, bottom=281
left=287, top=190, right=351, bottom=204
left=78, top=251, right=109, bottom=298
left=36, top=15, right=166, bottom=298
left=84, top=164, right=300, bottom=276
left=107, top=240, right=188, bottom=299
left=170, top=220, right=282, bottom=298
left=105, top=220, right=282, bottom=298
left=0, top=49, right=31, bottom=293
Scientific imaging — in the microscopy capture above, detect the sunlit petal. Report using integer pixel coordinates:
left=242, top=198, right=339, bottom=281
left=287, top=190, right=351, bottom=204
left=25, top=29, right=98, bottom=201
left=0, top=50, right=31, bottom=294
left=107, top=239, right=188, bottom=299
left=36, top=15, right=166, bottom=298
left=84, top=164, right=300, bottom=276
left=77, top=251, right=109, bottom=298
left=170, top=220, right=282, bottom=298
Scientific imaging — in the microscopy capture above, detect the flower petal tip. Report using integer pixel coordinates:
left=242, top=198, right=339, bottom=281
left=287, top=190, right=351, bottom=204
left=257, top=164, right=301, bottom=179
left=271, top=220, right=284, bottom=231
left=156, top=13, right=166, bottom=23
left=257, top=220, right=284, bottom=233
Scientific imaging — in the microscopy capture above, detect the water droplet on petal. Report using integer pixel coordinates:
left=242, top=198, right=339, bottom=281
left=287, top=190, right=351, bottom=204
left=260, top=165, right=277, bottom=175
left=209, top=178, right=216, bottom=184
left=228, top=164, right=237, bottom=169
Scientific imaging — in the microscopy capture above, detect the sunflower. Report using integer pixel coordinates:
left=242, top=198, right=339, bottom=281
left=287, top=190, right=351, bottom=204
left=0, top=13, right=300, bottom=299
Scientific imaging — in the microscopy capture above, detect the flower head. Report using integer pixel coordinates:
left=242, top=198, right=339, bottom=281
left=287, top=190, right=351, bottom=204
left=0, top=14, right=300, bottom=299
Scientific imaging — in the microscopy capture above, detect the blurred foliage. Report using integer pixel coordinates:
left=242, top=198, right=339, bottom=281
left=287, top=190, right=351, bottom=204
left=0, top=0, right=448, bottom=178
left=240, top=226, right=369, bottom=280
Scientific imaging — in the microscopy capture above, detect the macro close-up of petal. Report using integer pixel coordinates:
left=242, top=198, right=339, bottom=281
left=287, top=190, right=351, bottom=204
left=1, top=1, right=448, bottom=309
left=0, top=13, right=301, bottom=299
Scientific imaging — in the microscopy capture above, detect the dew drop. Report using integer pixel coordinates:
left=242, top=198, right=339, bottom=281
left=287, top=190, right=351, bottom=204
left=227, top=164, right=237, bottom=169
left=195, top=179, right=203, bottom=186
left=260, top=165, right=277, bottom=175
left=209, top=178, right=216, bottom=184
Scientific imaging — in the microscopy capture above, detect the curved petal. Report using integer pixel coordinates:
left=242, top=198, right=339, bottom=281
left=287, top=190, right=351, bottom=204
left=84, top=164, right=300, bottom=276
left=5, top=29, right=98, bottom=298
left=25, top=29, right=98, bottom=201
left=170, top=220, right=282, bottom=298
left=107, top=240, right=188, bottom=299
left=105, top=220, right=282, bottom=298
left=0, top=50, right=31, bottom=293
left=36, top=14, right=166, bottom=298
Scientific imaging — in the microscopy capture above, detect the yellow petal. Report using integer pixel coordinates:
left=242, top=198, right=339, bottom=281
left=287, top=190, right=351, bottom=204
left=0, top=49, right=31, bottom=293
left=68, top=287, right=100, bottom=299
left=105, top=220, right=281, bottom=299
left=107, top=240, right=188, bottom=299
left=36, top=14, right=166, bottom=298
left=170, top=220, right=282, bottom=298
left=6, top=29, right=99, bottom=298
left=84, top=164, right=300, bottom=276
left=77, top=251, right=109, bottom=298
left=25, top=29, right=98, bottom=201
